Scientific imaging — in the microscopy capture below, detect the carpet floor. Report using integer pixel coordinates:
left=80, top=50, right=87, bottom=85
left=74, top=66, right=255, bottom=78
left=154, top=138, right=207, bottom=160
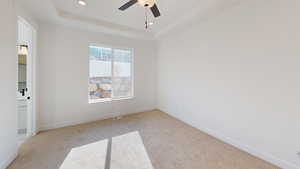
left=8, top=110, right=280, bottom=169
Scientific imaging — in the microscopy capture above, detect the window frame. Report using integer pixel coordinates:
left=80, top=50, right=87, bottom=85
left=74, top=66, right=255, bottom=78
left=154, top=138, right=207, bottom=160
left=88, top=43, right=134, bottom=104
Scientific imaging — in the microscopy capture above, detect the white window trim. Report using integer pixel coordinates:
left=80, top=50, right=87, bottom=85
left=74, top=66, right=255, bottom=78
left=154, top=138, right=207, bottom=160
left=88, top=43, right=134, bottom=104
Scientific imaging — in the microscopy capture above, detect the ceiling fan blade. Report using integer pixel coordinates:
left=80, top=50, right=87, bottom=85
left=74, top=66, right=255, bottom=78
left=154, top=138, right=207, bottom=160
left=119, top=0, right=138, bottom=11
left=150, top=4, right=161, bottom=17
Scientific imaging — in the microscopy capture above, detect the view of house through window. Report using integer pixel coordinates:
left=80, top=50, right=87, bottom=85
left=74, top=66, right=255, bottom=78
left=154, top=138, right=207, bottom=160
left=89, top=45, right=133, bottom=102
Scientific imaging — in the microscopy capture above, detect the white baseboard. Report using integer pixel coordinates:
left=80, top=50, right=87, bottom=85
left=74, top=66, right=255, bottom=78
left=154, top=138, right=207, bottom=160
left=39, top=114, right=114, bottom=131
left=0, top=147, right=18, bottom=169
left=160, top=109, right=299, bottom=169
left=39, top=108, right=156, bottom=132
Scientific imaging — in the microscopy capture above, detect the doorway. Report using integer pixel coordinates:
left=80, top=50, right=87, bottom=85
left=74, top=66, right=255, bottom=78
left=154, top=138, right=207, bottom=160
left=17, top=17, right=36, bottom=142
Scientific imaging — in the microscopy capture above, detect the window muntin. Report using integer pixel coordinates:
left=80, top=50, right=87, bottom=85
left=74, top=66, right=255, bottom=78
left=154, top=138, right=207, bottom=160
left=89, top=45, right=133, bottom=102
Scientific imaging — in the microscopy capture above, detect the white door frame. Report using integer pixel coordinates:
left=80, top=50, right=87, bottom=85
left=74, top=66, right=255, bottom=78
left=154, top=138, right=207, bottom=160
left=17, top=16, right=37, bottom=137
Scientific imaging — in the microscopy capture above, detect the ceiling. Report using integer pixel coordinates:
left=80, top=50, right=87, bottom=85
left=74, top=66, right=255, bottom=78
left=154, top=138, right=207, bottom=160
left=16, top=0, right=241, bottom=39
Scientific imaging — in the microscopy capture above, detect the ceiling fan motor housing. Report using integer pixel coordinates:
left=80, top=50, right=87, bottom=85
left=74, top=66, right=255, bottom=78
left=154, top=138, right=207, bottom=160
left=138, top=0, right=155, bottom=8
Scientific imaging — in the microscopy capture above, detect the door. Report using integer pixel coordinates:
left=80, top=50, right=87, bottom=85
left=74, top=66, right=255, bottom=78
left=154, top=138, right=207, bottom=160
left=17, top=18, right=34, bottom=138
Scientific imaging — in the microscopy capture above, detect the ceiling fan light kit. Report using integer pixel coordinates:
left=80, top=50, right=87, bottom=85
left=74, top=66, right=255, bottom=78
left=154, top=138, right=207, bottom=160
left=138, top=0, right=155, bottom=8
left=118, top=0, right=161, bottom=29
left=76, top=0, right=160, bottom=29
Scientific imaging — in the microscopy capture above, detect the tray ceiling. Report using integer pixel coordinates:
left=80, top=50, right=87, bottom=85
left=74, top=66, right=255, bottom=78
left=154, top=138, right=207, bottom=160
left=16, top=0, right=241, bottom=39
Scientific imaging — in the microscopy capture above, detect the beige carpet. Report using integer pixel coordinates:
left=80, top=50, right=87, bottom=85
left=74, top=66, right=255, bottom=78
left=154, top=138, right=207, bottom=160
left=8, top=110, right=280, bottom=169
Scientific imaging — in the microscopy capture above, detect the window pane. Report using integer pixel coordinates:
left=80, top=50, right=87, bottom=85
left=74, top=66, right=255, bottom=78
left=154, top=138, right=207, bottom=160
left=113, top=49, right=132, bottom=98
left=89, top=46, right=112, bottom=100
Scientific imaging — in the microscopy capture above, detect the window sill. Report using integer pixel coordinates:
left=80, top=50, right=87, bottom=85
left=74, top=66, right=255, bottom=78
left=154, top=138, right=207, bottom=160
left=88, top=96, right=135, bottom=104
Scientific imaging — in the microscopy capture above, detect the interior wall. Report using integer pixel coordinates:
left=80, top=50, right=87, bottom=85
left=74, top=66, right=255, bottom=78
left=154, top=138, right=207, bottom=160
left=37, top=23, right=157, bottom=130
left=0, top=0, right=18, bottom=168
left=157, top=0, right=300, bottom=169
left=15, top=4, right=39, bottom=30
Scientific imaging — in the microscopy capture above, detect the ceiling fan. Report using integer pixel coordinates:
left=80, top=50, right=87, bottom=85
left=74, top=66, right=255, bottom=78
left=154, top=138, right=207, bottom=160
left=118, top=0, right=161, bottom=29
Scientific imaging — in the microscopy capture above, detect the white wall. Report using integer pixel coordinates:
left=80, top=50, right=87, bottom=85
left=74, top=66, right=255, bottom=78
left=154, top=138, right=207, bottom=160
left=37, top=23, right=157, bottom=130
left=157, top=0, right=300, bottom=169
left=0, top=0, right=18, bottom=168
left=15, top=4, right=39, bottom=31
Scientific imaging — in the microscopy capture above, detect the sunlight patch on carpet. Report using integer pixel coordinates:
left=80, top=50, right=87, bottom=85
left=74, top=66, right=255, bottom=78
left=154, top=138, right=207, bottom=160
left=59, top=131, right=153, bottom=169
left=110, top=131, right=154, bottom=169
left=59, top=139, right=108, bottom=169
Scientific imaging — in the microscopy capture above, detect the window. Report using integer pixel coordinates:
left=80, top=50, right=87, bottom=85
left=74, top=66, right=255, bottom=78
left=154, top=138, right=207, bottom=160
left=89, top=45, right=133, bottom=103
